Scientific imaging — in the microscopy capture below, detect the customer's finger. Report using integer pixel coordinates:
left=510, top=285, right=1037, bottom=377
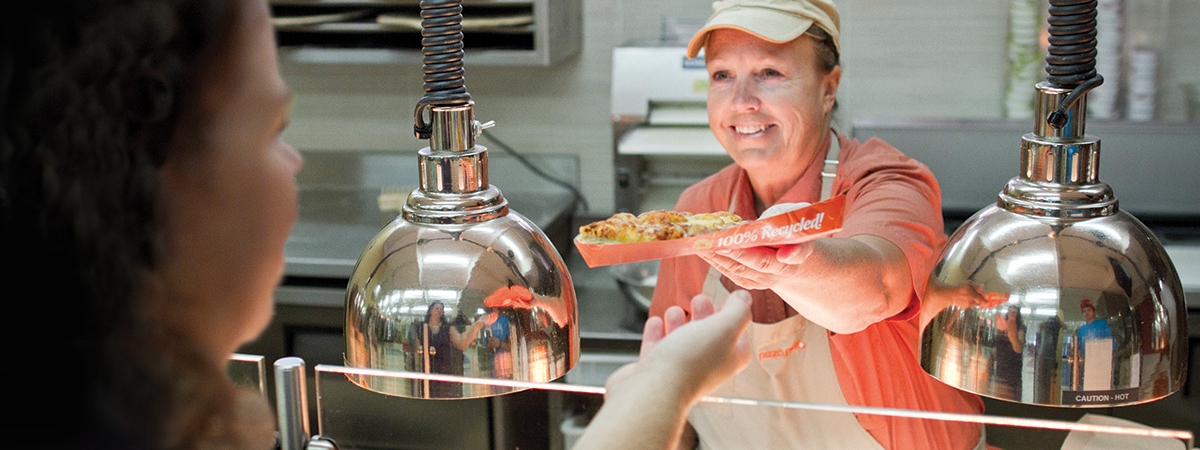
left=690, top=294, right=716, bottom=321
left=639, top=315, right=665, bottom=357
left=663, top=305, right=688, bottom=335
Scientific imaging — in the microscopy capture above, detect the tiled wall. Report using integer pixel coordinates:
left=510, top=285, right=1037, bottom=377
left=281, top=0, right=1200, bottom=214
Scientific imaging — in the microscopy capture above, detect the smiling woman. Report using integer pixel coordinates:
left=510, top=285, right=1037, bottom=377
left=702, top=28, right=841, bottom=203
left=648, top=0, right=989, bottom=449
left=2, top=0, right=300, bottom=448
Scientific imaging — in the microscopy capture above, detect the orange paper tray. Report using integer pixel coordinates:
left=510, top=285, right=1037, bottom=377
left=574, top=195, right=845, bottom=268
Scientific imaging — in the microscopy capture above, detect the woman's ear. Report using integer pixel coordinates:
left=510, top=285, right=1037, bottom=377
left=822, top=65, right=842, bottom=114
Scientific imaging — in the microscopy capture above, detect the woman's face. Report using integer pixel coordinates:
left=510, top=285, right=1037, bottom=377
left=156, top=0, right=302, bottom=360
left=704, top=29, right=841, bottom=181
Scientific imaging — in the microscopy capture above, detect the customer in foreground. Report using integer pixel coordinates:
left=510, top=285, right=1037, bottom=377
left=4, top=0, right=300, bottom=447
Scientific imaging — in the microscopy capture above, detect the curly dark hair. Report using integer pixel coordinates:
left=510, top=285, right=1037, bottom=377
left=1, top=1, right=271, bottom=448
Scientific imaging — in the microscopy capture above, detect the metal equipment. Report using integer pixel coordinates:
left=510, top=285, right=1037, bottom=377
left=920, top=0, right=1188, bottom=407
left=342, top=0, right=579, bottom=400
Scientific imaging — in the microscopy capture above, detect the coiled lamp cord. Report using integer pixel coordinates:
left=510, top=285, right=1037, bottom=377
left=1044, top=0, right=1105, bottom=128
left=413, top=0, right=471, bottom=139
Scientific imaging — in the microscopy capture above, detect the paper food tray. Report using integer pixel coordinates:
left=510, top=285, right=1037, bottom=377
left=574, top=195, right=845, bottom=268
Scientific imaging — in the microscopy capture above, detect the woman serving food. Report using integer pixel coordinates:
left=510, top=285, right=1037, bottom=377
left=643, top=0, right=987, bottom=448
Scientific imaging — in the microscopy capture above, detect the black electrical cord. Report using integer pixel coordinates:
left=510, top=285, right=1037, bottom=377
left=410, top=0, right=587, bottom=214
left=413, top=0, right=470, bottom=139
left=480, top=129, right=590, bottom=214
left=1044, top=0, right=1104, bottom=128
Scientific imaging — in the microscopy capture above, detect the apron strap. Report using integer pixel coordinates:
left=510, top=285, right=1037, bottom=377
left=820, top=130, right=840, bottom=202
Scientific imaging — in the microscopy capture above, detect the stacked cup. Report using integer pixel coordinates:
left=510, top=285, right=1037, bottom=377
left=1089, top=0, right=1124, bottom=120
left=1125, top=48, right=1158, bottom=121
left=1005, top=0, right=1044, bottom=119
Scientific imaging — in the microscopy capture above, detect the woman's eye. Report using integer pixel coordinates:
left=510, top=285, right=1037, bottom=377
left=710, top=71, right=729, bottom=81
left=760, top=69, right=782, bottom=78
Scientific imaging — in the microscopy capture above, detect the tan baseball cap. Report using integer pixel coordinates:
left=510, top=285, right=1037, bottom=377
left=686, top=0, right=841, bottom=59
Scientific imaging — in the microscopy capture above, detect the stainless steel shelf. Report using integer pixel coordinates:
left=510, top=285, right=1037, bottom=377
left=269, top=0, right=581, bottom=67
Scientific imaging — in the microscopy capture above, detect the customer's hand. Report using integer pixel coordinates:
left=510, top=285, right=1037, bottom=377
left=573, top=291, right=751, bottom=450
left=606, top=290, right=753, bottom=406
left=473, top=312, right=499, bottom=329
left=921, top=277, right=1010, bottom=331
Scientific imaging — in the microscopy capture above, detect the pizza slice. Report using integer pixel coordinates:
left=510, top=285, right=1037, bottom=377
left=577, top=210, right=747, bottom=244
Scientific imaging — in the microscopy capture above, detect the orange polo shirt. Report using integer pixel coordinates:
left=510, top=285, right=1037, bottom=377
left=650, top=132, right=985, bottom=449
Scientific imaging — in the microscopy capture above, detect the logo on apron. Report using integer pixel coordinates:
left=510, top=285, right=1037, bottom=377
left=758, top=340, right=806, bottom=360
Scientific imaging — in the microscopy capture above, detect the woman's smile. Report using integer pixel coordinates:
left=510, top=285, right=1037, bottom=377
left=733, top=124, right=773, bottom=136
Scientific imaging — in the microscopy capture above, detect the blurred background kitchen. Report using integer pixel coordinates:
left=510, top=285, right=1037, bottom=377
left=241, top=0, right=1200, bottom=449
left=280, top=0, right=1200, bottom=206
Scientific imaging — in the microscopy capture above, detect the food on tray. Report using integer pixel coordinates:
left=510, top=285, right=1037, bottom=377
left=574, top=195, right=846, bottom=268
left=577, top=210, right=747, bottom=244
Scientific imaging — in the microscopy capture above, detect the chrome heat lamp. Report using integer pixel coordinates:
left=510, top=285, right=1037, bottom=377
left=342, top=0, right=579, bottom=399
left=920, top=0, right=1187, bottom=407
